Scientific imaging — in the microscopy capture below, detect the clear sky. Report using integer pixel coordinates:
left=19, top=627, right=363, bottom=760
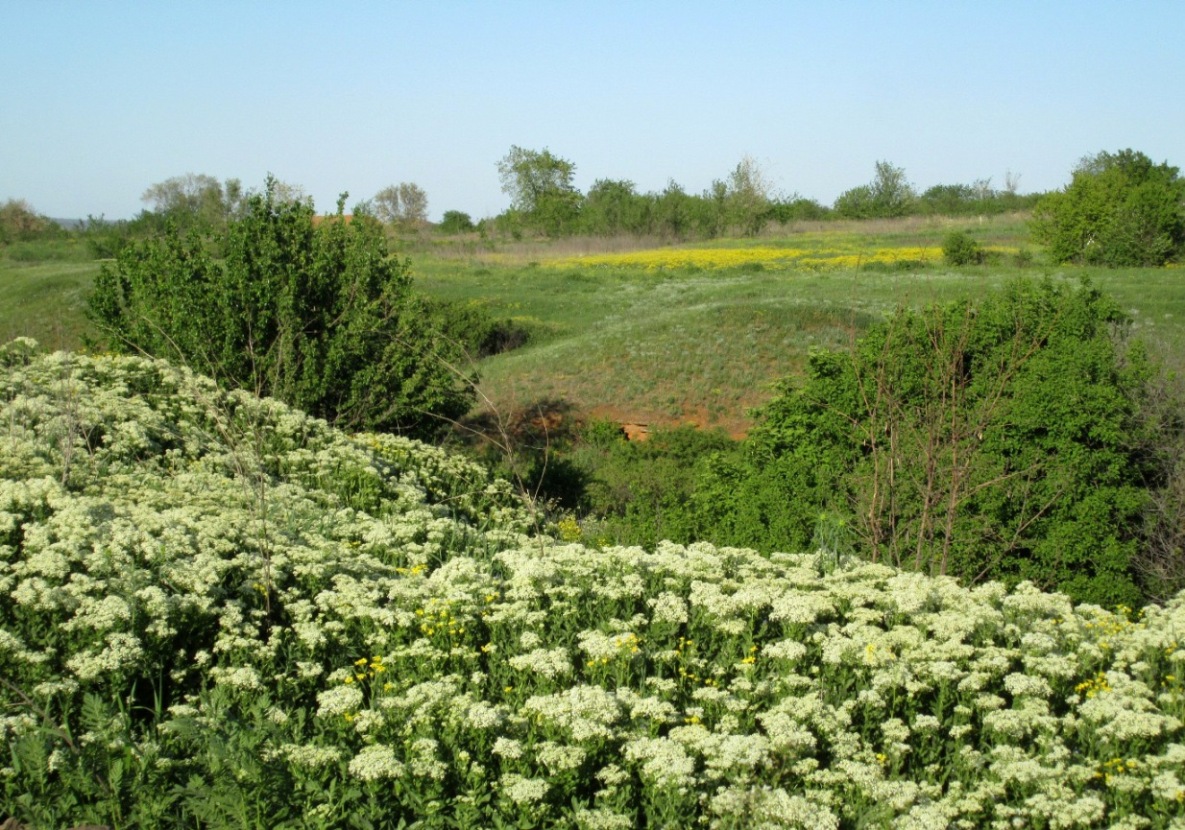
left=3, top=1, right=1183, bottom=222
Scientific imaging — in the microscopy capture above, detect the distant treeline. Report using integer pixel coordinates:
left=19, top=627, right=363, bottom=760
left=480, top=150, right=1042, bottom=240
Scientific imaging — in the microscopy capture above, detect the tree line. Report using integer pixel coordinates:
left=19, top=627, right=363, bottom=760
left=485, top=147, right=1041, bottom=240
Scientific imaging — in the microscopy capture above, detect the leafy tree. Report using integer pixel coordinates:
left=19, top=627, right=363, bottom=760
left=0, top=199, right=57, bottom=243
left=438, top=210, right=475, bottom=234
left=832, top=184, right=877, bottom=219
left=726, top=155, right=774, bottom=236
left=834, top=161, right=915, bottom=219
left=140, top=173, right=246, bottom=232
left=580, top=179, right=650, bottom=236
left=695, top=278, right=1152, bottom=606
left=1031, top=149, right=1185, bottom=266
left=374, top=182, right=429, bottom=228
left=762, top=195, right=830, bottom=224
left=496, top=145, right=581, bottom=235
left=699, top=179, right=730, bottom=238
left=653, top=180, right=694, bottom=239
left=88, top=177, right=472, bottom=439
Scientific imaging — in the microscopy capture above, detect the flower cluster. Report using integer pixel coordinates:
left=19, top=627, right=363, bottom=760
left=3, top=343, right=1185, bottom=828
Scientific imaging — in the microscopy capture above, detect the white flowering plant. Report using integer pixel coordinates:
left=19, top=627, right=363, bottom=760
left=3, top=340, right=1185, bottom=829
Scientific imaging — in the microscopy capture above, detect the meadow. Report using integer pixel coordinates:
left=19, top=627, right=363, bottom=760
left=5, top=214, right=1185, bottom=437
left=401, top=216, right=1185, bottom=437
left=4, top=342, right=1185, bottom=828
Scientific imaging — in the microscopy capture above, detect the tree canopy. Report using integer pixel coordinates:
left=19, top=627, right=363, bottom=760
left=1031, top=148, right=1185, bottom=266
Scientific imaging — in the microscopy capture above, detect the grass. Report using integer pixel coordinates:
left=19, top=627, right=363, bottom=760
left=5, top=215, right=1185, bottom=436
left=411, top=214, right=1185, bottom=435
left=0, top=254, right=100, bottom=350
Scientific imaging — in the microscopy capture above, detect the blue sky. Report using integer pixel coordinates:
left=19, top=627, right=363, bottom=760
left=3, top=1, right=1183, bottom=221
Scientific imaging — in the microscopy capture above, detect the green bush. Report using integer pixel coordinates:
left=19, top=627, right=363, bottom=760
left=425, top=298, right=531, bottom=359
left=87, top=177, right=473, bottom=439
left=696, top=278, right=1154, bottom=606
left=1031, top=149, right=1185, bottom=266
left=941, top=230, right=984, bottom=265
left=572, top=423, right=735, bottom=548
left=437, top=209, right=475, bottom=234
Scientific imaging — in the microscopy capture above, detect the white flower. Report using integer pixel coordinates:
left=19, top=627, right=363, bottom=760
left=492, top=737, right=524, bottom=760
left=348, top=744, right=403, bottom=781
left=316, top=684, right=363, bottom=717
left=500, top=773, right=549, bottom=805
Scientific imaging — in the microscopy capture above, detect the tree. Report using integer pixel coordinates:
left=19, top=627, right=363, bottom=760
left=89, top=177, right=473, bottom=439
left=726, top=155, right=774, bottom=235
left=581, top=179, right=649, bottom=236
left=496, top=145, right=581, bottom=235
left=653, top=180, right=693, bottom=239
left=438, top=210, right=475, bottom=234
left=140, top=173, right=245, bottom=232
left=0, top=199, right=56, bottom=243
left=1031, top=149, right=1185, bottom=266
left=834, top=160, right=915, bottom=219
left=694, top=278, right=1152, bottom=606
left=373, top=182, right=429, bottom=228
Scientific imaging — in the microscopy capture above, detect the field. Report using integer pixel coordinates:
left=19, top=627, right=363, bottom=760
left=5, top=215, right=1185, bottom=437
left=403, top=216, right=1185, bottom=436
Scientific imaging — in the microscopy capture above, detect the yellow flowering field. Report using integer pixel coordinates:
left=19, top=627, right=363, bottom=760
left=4, top=339, right=1185, bottom=829
left=548, top=245, right=943, bottom=271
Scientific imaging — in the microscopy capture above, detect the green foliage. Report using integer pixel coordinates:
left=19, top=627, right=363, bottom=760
left=139, top=173, right=247, bottom=234
left=0, top=198, right=62, bottom=245
left=497, top=145, right=582, bottom=236
left=698, top=278, right=1154, bottom=606
left=424, top=298, right=531, bottom=359
left=834, top=161, right=916, bottom=219
left=87, top=177, right=473, bottom=439
left=1031, top=149, right=1185, bottom=266
left=579, top=178, right=651, bottom=236
left=570, top=423, right=735, bottom=548
left=942, top=229, right=985, bottom=265
left=438, top=209, right=475, bottom=234
left=761, top=195, right=831, bottom=224
left=724, top=155, right=774, bottom=236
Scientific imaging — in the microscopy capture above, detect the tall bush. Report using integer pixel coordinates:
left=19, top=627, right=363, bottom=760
left=1031, top=149, right=1185, bottom=266
left=696, top=279, right=1153, bottom=606
left=88, top=178, right=473, bottom=439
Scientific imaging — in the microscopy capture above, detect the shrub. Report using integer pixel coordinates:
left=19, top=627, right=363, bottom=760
left=425, top=298, right=531, bottom=358
left=87, top=177, right=473, bottom=439
left=697, top=278, right=1154, bottom=606
left=1031, top=149, right=1185, bottom=266
left=941, top=230, right=984, bottom=265
left=437, top=209, right=475, bottom=234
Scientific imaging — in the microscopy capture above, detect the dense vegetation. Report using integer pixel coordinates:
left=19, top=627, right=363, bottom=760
left=1032, top=150, right=1185, bottom=268
left=484, top=150, right=1039, bottom=240
left=5, top=343, right=1185, bottom=828
left=692, top=279, right=1157, bottom=607
left=4, top=146, right=1185, bottom=825
left=87, top=179, right=474, bottom=440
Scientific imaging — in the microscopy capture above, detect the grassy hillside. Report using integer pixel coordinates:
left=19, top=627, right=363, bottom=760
left=3, top=342, right=1185, bottom=828
left=4, top=216, right=1185, bottom=437
left=409, top=216, right=1185, bottom=436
